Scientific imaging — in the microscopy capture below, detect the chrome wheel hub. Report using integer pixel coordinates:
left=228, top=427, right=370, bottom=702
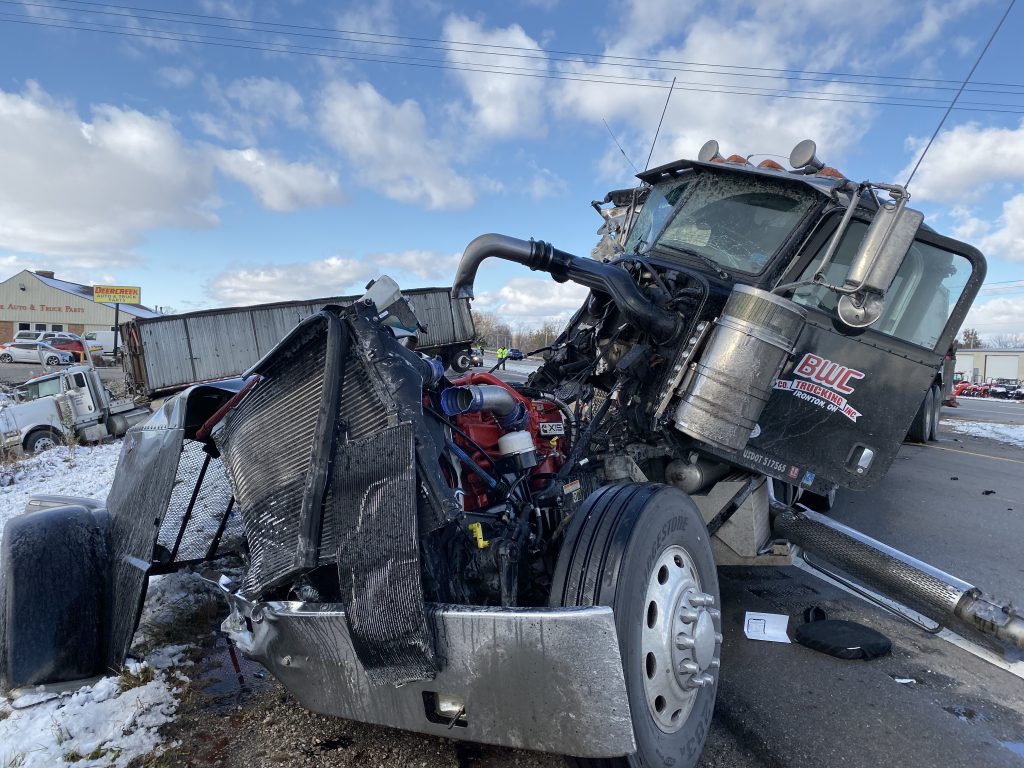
left=641, top=544, right=721, bottom=733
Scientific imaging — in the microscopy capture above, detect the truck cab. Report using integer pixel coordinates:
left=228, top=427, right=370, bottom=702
left=1, top=365, right=149, bottom=453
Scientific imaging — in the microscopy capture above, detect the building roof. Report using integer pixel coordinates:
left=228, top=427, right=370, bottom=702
left=25, top=272, right=161, bottom=319
left=957, top=348, right=1024, bottom=354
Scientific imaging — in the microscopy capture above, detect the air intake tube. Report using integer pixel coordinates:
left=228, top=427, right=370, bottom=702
left=452, top=234, right=681, bottom=344
left=441, top=384, right=529, bottom=431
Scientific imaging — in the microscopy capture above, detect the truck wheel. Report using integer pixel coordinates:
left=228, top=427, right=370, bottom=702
left=551, top=484, right=720, bottom=768
left=928, top=384, right=941, bottom=441
left=0, top=353, right=11, bottom=363
left=0, top=504, right=110, bottom=691
left=448, top=351, right=472, bottom=374
left=24, top=429, right=61, bottom=453
left=906, top=387, right=934, bottom=443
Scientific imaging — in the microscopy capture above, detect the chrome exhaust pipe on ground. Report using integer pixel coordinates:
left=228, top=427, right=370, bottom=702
left=773, top=506, right=1024, bottom=655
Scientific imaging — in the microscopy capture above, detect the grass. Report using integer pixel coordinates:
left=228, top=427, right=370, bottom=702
left=117, top=664, right=155, bottom=691
left=3, top=753, right=26, bottom=768
left=63, top=745, right=121, bottom=763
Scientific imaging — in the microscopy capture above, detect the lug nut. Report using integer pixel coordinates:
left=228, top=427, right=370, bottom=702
left=709, top=658, right=721, bottom=669
left=678, top=660, right=699, bottom=676
left=707, top=609, right=721, bottom=620
left=690, top=592, right=715, bottom=607
left=675, top=633, right=695, bottom=650
left=697, top=673, right=715, bottom=687
left=679, top=608, right=699, bottom=623
left=714, top=632, right=723, bottom=643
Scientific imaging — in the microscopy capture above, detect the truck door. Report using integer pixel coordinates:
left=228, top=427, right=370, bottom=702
left=742, top=217, right=983, bottom=492
left=64, top=371, right=97, bottom=421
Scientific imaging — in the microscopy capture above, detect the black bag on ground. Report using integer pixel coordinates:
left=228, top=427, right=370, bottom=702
left=794, top=607, right=891, bottom=660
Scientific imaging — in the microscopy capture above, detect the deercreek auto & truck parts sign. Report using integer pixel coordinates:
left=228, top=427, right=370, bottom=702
left=773, top=353, right=865, bottom=423
left=93, top=285, right=141, bottom=304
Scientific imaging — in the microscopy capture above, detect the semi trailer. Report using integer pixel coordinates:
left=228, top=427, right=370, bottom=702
left=1, top=139, right=1021, bottom=768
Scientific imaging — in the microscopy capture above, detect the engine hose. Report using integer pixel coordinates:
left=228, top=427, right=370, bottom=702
left=451, top=234, right=680, bottom=344
left=446, top=438, right=500, bottom=491
left=440, top=384, right=529, bottom=430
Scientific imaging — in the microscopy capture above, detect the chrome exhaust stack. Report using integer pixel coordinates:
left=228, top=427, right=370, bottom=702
left=773, top=506, right=1024, bottom=655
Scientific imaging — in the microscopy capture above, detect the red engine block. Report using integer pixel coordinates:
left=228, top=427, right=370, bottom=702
left=448, top=373, right=567, bottom=512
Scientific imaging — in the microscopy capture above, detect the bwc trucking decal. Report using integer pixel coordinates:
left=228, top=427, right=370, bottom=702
left=773, top=353, right=865, bottom=423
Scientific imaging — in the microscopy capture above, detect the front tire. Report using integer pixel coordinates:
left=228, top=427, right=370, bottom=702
left=24, top=429, right=61, bottom=453
left=0, top=354, right=11, bottom=363
left=551, top=484, right=720, bottom=768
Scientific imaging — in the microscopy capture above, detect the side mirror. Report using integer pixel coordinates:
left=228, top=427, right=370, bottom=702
left=836, top=201, right=924, bottom=328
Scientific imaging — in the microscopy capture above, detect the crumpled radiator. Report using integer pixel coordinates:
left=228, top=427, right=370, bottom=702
left=214, top=307, right=445, bottom=685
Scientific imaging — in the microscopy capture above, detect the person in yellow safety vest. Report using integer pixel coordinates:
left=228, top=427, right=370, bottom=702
left=497, top=346, right=507, bottom=370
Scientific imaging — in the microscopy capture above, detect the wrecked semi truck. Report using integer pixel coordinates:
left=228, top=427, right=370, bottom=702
left=0, top=364, right=150, bottom=453
left=2, top=139, right=1023, bottom=768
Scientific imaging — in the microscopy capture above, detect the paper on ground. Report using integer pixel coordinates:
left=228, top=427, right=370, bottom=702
left=744, top=611, right=791, bottom=643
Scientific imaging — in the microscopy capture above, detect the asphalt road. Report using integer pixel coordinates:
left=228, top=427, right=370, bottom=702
left=945, top=396, right=1024, bottom=425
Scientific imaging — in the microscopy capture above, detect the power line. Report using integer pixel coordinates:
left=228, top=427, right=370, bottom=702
left=905, top=0, right=1016, bottom=187
left=43, top=0, right=1024, bottom=92
left=6, top=14, right=1024, bottom=115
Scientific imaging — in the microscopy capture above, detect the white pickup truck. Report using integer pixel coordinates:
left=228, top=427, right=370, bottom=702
left=0, top=365, right=151, bottom=453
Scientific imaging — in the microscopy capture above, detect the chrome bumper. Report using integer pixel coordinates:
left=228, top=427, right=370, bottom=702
left=205, top=572, right=635, bottom=758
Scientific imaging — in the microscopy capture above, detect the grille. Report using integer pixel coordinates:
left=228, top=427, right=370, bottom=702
left=155, top=439, right=241, bottom=566
left=216, top=324, right=327, bottom=596
left=214, top=309, right=440, bottom=684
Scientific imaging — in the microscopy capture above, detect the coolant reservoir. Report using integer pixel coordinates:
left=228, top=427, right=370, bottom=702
left=673, top=285, right=806, bottom=452
left=498, top=430, right=538, bottom=471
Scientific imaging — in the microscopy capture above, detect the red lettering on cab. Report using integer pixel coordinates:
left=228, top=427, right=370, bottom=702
left=792, top=353, right=865, bottom=395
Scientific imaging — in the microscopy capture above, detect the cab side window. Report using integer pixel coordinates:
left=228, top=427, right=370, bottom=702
left=790, top=221, right=972, bottom=351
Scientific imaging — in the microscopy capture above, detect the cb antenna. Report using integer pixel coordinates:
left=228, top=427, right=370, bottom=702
left=645, top=76, right=677, bottom=171
left=603, top=119, right=639, bottom=174
left=905, top=0, right=1014, bottom=188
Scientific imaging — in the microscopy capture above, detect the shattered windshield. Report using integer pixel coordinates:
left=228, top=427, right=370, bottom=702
left=654, top=173, right=819, bottom=274
left=623, top=177, right=691, bottom=254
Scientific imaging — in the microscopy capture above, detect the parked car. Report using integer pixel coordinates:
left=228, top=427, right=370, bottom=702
left=0, top=342, right=74, bottom=366
left=49, top=338, right=103, bottom=363
left=506, top=348, right=524, bottom=360
left=470, top=351, right=484, bottom=367
left=13, top=331, right=76, bottom=343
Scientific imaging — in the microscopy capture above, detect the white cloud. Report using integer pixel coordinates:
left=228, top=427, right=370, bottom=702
left=899, top=119, right=1024, bottom=204
left=214, top=148, right=344, bottom=212
left=964, top=295, right=1024, bottom=336
left=0, top=82, right=215, bottom=262
left=368, top=250, right=461, bottom=281
left=443, top=15, right=548, bottom=139
left=195, top=76, right=307, bottom=144
left=317, top=79, right=474, bottom=209
left=552, top=8, right=878, bottom=175
left=224, top=77, right=307, bottom=129
left=977, top=194, right=1024, bottom=261
left=157, top=66, right=196, bottom=89
left=476, top=277, right=589, bottom=326
left=207, top=257, right=379, bottom=305
left=528, top=167, right=568, bottom=199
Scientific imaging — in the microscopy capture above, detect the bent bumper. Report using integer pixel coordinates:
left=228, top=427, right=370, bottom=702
left=206, top=572, right=635, bottom=758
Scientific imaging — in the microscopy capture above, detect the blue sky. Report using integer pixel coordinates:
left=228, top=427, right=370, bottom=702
left=0, top=0, right=1022, bottom=337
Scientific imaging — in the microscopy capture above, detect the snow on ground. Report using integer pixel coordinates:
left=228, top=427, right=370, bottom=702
left=943, top=420, right=1024, bottom=448
left=0, top=442, right=211, bottom=768
left=0, top=442, right=123, bottom=538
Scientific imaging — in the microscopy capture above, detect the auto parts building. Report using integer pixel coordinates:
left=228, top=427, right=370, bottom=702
left=0, top=269, right=159, bottom=340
